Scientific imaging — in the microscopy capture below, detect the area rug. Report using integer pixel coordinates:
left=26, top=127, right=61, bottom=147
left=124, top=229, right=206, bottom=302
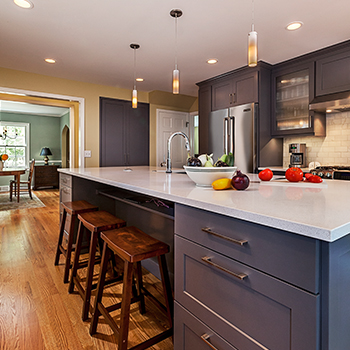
left=0, top=192, right=45, bottom=211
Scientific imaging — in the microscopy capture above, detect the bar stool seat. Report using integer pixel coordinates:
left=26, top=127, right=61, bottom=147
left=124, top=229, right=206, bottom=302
left=68, top=210, right=126, bottom=321
left=54, top=200, right=98, bottom=283
left=89, top=226, right=173, bottom=350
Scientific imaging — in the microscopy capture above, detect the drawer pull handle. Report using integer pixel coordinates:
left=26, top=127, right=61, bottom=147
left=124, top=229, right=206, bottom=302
left=201, top=256, right=248, bottom=280
left=201, top=333, right=220, bottom=350
left=202, top=227, right=248, bottom=246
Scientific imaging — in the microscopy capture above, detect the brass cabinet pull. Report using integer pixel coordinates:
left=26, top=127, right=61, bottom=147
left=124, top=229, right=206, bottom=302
left=201, top=256, right=248, bottom=280
left=200, top=333, right=220, bottom=350
left=201, top=227, right=248, bottom=246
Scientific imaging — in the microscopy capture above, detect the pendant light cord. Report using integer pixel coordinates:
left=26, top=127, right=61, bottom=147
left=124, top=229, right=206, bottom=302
left=174, top=13, right=178, bottom=69
left=133, top=48, right=136, bottom=90
left=251, top=0, right=255, bottom=32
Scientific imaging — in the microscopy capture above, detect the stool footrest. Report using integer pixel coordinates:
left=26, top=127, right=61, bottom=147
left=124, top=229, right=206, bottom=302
left=128, top=328, right=173, bottom=350
left=98, top=303, right=120, bottom=335
left=141, top=286, right=167, bottom=314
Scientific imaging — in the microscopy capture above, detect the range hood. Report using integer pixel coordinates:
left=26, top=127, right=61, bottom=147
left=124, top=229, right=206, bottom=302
left=309, top=91, right=350, bottom=113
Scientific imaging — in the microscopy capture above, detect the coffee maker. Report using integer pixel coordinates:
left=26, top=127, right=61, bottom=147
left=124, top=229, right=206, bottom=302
left=289, top=143, right=306, bottom=168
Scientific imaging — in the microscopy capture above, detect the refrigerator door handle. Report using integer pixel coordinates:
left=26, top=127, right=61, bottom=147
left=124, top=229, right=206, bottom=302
left=224, top=117, right=229, bottom=155
left=229, top=116, right=234, bottom=155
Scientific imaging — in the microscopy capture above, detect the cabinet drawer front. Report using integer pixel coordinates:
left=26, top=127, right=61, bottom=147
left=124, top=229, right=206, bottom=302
left=60, top=186, right=72, bottom=203
left=60, top=173, right=72, bottom=188
left=175, top=302, right=238, bottom=350
left=175, top=204, right=319, bottom=293
left=175, top=236, right=319, bottom=350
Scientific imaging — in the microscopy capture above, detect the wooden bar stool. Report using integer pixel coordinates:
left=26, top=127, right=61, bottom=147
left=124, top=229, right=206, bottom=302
left=68, top=210, right=126, bottom=321
left=89, top=226, right=173, bottom=350
left=54, top=200, right=98, bottom=283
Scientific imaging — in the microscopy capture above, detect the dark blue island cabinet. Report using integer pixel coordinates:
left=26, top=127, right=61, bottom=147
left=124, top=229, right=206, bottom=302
left=174, top=204, right=350, bottom=350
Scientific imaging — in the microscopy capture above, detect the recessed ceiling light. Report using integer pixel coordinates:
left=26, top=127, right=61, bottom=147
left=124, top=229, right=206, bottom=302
left=45, top=58, right=56, bottom=64
left=207, top=59, right=218, bottom=64
left=14, top=0, right=34, bottom=9
left=286, top=21, right=303, bottom=31
left=326, top=109, right=332, bottom=113
left=136, top=78, right=144, bottom=82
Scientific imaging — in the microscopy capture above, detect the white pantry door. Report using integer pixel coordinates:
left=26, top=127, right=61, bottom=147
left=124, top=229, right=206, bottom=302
left=156, top=109, right=189, bottom=168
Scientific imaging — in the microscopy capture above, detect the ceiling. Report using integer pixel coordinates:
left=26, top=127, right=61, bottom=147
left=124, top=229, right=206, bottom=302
left=1, top=0, right=350, bottom=98
left=0, top=100, right=68, bottom=117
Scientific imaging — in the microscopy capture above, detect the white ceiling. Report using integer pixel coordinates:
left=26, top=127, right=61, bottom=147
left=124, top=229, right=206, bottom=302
left=1, top=0, right=350, bottom=98
left=0, top=100, right=68, bottom=117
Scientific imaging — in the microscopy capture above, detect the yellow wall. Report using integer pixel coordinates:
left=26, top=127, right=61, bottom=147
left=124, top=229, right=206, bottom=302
left=0, top=67, right=198, bottom=167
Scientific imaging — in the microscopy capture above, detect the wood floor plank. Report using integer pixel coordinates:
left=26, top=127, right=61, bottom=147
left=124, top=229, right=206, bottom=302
left=0, top=189, right=173, bottom=350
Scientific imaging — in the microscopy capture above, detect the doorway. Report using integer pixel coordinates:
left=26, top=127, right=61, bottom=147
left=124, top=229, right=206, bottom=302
left=0, top=89, right=84, bottom=168
left=61, top=125, right=70, bottom=168
left=156, top=109, right=190, bottom=169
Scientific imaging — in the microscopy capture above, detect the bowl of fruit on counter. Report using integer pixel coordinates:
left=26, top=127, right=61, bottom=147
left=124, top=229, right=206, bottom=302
left=184, top=153, right=237, bottom=187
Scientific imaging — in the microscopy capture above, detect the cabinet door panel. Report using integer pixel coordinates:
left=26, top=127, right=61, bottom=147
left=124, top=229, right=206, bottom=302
left=100, top=98, right=126, bottom=166
left=316, top=51, right=350, bottom=95
left=234, top=72, right=258, bottom=105
left=127, top=102, right=149, bottom=166
left=212, top=79, right=232, bottom=111
left=175, top=235, right=320, bottom=350
left=174, top=302, right=238, bottom=350
left=198, top=85, right=211, bottom=154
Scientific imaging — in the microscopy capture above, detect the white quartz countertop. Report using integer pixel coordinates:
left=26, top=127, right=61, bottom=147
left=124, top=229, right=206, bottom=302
left=58, top=166, right=350, bottom=242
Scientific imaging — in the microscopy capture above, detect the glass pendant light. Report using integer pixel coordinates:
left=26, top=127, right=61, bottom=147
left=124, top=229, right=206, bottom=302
left=130, top=43, right=140, bottom=109
left=248, top=0, right=258, bottom=67
left=170, top=9, right=183, bottom=94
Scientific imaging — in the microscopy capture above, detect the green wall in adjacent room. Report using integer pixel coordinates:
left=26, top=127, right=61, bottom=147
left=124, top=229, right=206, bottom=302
left=0, top=111, right=69, bottom=187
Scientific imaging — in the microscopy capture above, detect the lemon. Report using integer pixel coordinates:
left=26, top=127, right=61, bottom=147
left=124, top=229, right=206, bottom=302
left=212, top=178, right=232, bottom=190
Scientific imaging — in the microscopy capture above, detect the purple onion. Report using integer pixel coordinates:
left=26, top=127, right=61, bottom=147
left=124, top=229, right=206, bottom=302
left=231, top=170, right=250, bottom=190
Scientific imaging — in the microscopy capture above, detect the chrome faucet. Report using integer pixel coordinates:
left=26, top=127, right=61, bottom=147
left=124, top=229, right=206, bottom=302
left=166, top=131, right=191, bottom=173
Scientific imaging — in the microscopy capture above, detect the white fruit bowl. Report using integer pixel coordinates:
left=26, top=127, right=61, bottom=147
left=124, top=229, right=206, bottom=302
left=183, top=166, right=237, bottom=187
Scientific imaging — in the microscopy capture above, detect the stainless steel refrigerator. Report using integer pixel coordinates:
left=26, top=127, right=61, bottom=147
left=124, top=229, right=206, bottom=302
left=208, top=102, right=257, bottom=173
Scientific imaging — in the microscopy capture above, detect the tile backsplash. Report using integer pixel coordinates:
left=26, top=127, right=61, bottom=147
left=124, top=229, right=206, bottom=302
left=283, top=111, right=350, bottom=168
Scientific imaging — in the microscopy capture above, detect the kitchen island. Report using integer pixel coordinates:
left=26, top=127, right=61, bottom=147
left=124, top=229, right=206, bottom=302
left=58, top=166, right=350, bottom=350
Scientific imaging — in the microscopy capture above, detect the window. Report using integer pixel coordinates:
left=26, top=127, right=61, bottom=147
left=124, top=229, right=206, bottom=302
left=0, top=121, right=30, bottom=168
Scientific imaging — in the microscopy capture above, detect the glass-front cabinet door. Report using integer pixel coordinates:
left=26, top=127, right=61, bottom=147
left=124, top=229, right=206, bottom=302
left=271, top=62, right=317, bottom=136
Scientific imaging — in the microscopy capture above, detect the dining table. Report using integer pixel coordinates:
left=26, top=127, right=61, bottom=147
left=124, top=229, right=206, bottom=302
left=0, top=168, right=26, bottom=203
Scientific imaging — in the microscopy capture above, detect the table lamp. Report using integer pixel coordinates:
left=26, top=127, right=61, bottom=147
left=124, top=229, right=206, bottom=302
left=40, top=147, right=52, bottom=165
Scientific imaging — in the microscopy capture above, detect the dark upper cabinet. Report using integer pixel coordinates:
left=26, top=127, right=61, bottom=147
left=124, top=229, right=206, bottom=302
left=198, top=84, right=211, bottom=155
left=316, top=50, right=350, bottom=96
left=211, top=70, right=258, bottom=111
left=271, top=62, right=326, bottom=137
left=100, top=97, right=149, bottom=167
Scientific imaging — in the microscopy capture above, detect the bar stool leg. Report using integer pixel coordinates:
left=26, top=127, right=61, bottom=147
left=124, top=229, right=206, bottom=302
left=135, top=262, right=146, bottom=314
left=68, top=221, right=86, bottom=294
left=118, top=261, right=134, bottom=350
left=82, top=230, right=99, bottom=321
left=63, top=213, right=76, bottom=283
left=90, top=242, right=111, bottom=335
left=54, top=208, right=67, bottom=266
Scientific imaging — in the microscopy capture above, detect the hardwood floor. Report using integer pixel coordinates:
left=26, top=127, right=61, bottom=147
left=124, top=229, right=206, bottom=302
left=0, top=189, right=174, bottom=350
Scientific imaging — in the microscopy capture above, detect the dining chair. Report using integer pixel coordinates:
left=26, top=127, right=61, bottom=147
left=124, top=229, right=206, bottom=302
left=10, top=159, right=35, bottom=201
